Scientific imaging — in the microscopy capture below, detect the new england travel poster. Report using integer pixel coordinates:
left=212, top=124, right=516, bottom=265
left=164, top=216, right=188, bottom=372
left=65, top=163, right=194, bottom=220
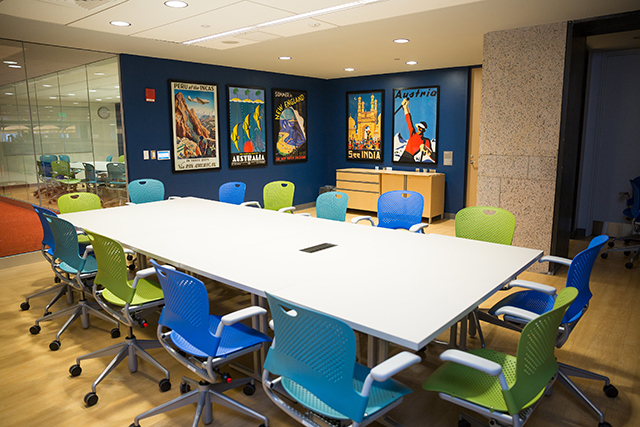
left=347, top=90, right=383, bottom=162
left=170, top=81, right=220, bottom=172
left=273, top=89, right=307, bottom=163
left=228, top=86, right=267, bottom=167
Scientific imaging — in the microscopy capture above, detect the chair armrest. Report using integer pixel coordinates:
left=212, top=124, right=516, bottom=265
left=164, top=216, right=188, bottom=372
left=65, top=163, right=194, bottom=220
left=241, top=201, right=261, bottom=208
left=296, top=212, right=312, bottom=217
left=167, top=196, right=181, bottom=200
left=126, top=201, right=135, bottom=205
left=409, top=223, right=429, bottom=233
left=507, top=279, right=557, bottom=295
left=81, top=245, right=94, bottom=259
left=361, top=351, right=421, bottom=397
left=352, top=216, right=375, bottom=226
left=440, top=349, right=508, bottom=390
left=135, top=266, right=157, bottom=279
left=215, top=306, right=267, bottom=337
left=494, top=306, right=539, bottom=323
left=539, top=255, right=572, bottom=267
left=278, top=206, right=296, bottom=213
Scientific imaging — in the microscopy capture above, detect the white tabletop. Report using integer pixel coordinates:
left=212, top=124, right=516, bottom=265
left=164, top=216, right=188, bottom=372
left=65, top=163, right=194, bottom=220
left=70, top=161, right=111, bottom=172
left=60, top=197, right=542, bottom=351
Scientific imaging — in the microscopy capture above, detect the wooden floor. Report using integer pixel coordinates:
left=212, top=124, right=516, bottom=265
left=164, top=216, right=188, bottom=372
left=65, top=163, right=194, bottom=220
left=2, top=212, right=639, bottom=427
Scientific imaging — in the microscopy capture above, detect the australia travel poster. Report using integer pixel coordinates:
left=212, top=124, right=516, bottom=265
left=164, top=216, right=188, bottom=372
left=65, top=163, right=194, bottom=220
left=392, top=86, right=439, bottom=165
left=170, top=81, right=220, bottom=172
left=273, top=89, right=307, bottom=163
left=347, top=90, right=383, bottom=162
left=228, top=85, right=267, bottom=167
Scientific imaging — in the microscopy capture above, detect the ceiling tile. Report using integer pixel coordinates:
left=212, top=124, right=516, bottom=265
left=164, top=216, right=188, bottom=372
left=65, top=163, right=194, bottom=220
left=0, top=0, right=127, bottom=24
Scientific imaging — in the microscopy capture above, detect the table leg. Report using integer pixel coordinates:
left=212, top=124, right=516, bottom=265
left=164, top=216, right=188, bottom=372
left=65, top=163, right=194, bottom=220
left=367, top=335, right=378, bottom=368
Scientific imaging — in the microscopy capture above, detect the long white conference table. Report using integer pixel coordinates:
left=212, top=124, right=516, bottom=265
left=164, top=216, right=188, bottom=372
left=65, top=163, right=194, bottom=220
left=60, top=197, right=542, bottom=364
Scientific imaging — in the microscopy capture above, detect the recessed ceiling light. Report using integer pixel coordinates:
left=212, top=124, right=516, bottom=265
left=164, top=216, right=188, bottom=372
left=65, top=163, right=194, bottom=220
left=5, top=92, right=14, bottom=95
left=279, top=56, right=292, bottom=60
left=89, top=90, right=97, bottom=93
left=309, top=23, right=321, bottom=28
left=94, top=72, right=105, bottom=76
left=110, top=21, right=131, bottom=27
left=43, top=84, right=52, bottom=87
left=3, top=61, right=17, bottom=64
left=49, top=96, right=56, bottom=99
left=201, top=24, right=210, bottom=29
left=68, top=93, right=75, bottom=96
left=114, top=85, right=119, bottom=89
left=406, top=61, right=418, bottom=65
left=96, top=99, right=102, bottom=101
left=344, top=68, right=355, bottom=72
left=8, top=64, right=22, bottom=68
left=165, top=0, right=188, bottom=8
left=221, top=40, right=239, bottom=44
left=394, top=38, right=410, bottom=44
left=73, top=102, right=79, bottom=105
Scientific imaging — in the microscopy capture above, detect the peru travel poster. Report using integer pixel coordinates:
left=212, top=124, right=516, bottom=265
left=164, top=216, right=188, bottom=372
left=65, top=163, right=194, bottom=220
left=228, top=86, right=266, bottom=167
left=170, top=81, right=220, bottom=172
left=347, top=90, right=383, bottom=162
left=273, top=89, right=307, bottom=163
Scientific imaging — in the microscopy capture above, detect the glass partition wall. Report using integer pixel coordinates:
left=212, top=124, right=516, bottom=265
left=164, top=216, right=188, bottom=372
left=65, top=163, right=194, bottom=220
left=0, top=40, right=124, bottom=208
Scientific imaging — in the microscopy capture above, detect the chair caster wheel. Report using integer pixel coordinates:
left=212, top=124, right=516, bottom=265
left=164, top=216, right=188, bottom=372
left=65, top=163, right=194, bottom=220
left=159, top=378, right=171, bottom=392
left=625, top=262, right=633, bottom=269
left=127, top=254, right=134, bottom=261
left=243, top=383, right=256, bottom=396
left=458, top=419, right=471, bottom=427
left=604, top=384, right=618, bottom=398
left=179, top=382, right=191, bottom=394
left=43, top=311, right=52, bottom=316
left=110, top=328, right=121, bottom=338
left=49, top=340, right=61, bottom=351
left=601, top=253, right=608, bottom=259
left=624, top=239, right=631, bottom=244
left=69, top=364, right=82, bottom=377
left=84, top=392, right=98, bottom=406
left=608, top=241, right=615, bottom=247
left=598, top=422, right=612, bottom=427
left=20, top=301, right=30, bottom=310
left=54, top=276, right=61, bottom=283
left=624, top=251, right=631, bottom=256
left=128, top=264, right=136, bottom=272
left=30, top=325, right=41, bottom=335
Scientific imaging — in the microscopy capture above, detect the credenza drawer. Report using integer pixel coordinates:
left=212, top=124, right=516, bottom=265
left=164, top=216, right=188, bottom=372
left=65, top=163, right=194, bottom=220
left=336, top=180, right=379, bottom=192
left=336, top=171, right=380, bottom=184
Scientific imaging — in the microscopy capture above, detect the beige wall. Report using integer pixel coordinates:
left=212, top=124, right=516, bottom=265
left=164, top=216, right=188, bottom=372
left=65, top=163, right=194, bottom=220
left=478, top=22, right=567, bottom=272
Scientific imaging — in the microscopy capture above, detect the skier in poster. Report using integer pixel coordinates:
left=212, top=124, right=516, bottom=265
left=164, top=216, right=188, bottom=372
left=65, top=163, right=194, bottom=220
left=399, top=98, right=434, bottom=163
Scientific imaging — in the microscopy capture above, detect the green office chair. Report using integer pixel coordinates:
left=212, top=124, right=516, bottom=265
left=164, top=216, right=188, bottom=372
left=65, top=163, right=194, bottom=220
left=242, top=180, right=296, bottom=212
left=69, top=230, right=170, bottom=407
left=118, top=154, right=125, bottom=163
left=423, top=287, right=578, bottom=427
left=58, top=192, right=102, bottom=213
left=51, top=160, right=82, bottom=196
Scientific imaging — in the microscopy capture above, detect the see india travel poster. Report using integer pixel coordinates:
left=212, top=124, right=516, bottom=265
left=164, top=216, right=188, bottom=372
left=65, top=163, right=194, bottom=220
left=170, top=81, right=220, bottom=172
left=228, top=85, right=267, bottom=167
left=273, top=89, right=307, bottom=163
left=346, top=90, right=383, bottom=162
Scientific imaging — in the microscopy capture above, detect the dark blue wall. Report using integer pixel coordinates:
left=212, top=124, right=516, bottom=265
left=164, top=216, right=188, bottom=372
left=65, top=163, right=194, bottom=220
left=119, top=54, right=470, bottom=212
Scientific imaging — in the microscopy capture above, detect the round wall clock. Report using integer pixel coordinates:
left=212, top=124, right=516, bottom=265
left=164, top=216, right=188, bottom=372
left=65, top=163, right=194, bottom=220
left=97, top=106, right=110, bottom=119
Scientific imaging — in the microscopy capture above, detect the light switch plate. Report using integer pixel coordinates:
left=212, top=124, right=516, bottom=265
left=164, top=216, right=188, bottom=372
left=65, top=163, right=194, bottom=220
left=443, top=151, right=453, bottom=166
left=143, top=150, right=149, bottom=160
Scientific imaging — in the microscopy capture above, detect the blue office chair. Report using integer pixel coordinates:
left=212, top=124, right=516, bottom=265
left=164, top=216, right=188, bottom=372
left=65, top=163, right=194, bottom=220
left=29, top=214, right=119, bottom=351
left=352, top=190, right=429, bottom=233
left=128, top=179, right=165, bottom=204
left=219, top=181, right=246, bottom=205
left=601, top=176, right=640, bottom=269
left=476, top=235, right=617, bottom=427
left=316, top=191, right=349, bottom=221
left=262, top=292, right=420, bottom=426
left=130, top=260, right=271, bottom=427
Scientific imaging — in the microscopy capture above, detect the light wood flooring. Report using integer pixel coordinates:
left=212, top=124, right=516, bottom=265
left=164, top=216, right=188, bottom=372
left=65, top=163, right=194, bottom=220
left=2, top=212, right=639, bottom=427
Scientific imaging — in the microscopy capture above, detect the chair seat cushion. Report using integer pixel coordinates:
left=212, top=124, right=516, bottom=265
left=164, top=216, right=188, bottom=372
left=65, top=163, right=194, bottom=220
left=422, top=348, right=544, bottom=414
left=281, top=362, right=413, bottom=421
left=59, top=255, right=98, bottom=275
left=488, top=290, right=582, bottom=324
left=169, top=315, right=271, bottom=358
left=101, top=278, right=163, bottom=307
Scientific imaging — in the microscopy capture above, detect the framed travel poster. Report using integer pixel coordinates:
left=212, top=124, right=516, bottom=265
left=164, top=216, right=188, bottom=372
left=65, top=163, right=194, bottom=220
left=392, top=86, right=439, bottom=165
left=170, top=81, right=220, bottom=172
left=273, top=89, right=307, bottom=163
left=346, top=90, right=383, bottom=162
left=228, top=85, right=267, bottom=167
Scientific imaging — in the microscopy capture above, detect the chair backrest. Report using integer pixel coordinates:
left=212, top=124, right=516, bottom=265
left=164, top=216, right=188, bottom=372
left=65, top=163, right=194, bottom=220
left=58, top=192, right=102, bottom=214
left=83, top=163, right=96, bottom=182
left=58, top=154, right=70, bottom=163
left=150, top=260, right=220, bottom=356
left=455, top=206, right=516, bottom=245
left=219, top=181, right=246, bottom=205
left=44, top=213, right=85, bottom=272
left=128, top=179, right=165, bottom=204
left=118, top=154, right=125, bottom=163
left=106, top=155, right=113, bottom=162
left=33, top=205, right=58, bottom=253
left=263, top=181, right=295, bottom=211
left=84, top=230, right=136, bottom=303
left=316, top=191, right=349, bottom=221
left=377, top=190, right=424, bottom=230
left=504, top=287, right=577, bottom=414
left=51, top=160, right=71, bottom=178
left=40, top=154, right=57, bottom=164
left=264, top=292, right=368, bottom=423
left=107, top=162, right=126, bottom=181
left=562, top=234, right=608, bottom=324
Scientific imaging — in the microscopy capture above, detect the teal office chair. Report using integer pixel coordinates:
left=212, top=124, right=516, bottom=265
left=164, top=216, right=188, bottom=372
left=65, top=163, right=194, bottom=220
left=130, top=261, right=271, bottom=427
left=316, top=191, right=349, bottom=221
left=106, top=155, right=113, bottom=162
left=83, top=163, right=105, bottom=194
left=601, top=176, right=640, bottom=269
left=58, top=154, right=70, bottom=163
left=242, top=180, right=296, bottom=213
left=128, top=179, right=165, bottom=204
left=352, top=190, right=429, bottom=233
left=29, top=214, right=118, bottom=351
left=476, top=235, right=616, bottom=427
left=219, top=181, right=246, bottom=205
left=263, top=292, right=420, bottom=427
left=106, top=162, right=126, bottom=188
left=423, top=287, right=578, bottom=427
left=69, top=230, right=170, bottom=407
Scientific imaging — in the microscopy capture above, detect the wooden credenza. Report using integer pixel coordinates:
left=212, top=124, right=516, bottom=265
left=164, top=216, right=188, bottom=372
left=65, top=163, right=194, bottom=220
left=336, top=168, right=445, bottom=222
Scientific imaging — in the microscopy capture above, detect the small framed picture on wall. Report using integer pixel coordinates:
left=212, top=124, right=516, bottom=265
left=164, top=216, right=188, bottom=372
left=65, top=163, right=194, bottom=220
left=346, top=90, right=383, bottom=162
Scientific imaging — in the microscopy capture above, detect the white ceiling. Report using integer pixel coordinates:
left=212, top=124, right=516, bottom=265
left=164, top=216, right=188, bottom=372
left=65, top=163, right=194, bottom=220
left=0, top=0, right=638, bottom=80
